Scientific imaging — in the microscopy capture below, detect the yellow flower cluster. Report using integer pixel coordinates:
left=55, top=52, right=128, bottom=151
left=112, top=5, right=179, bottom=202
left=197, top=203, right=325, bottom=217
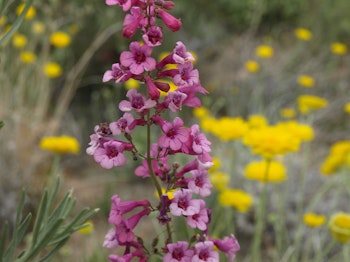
left=256, top=45, right=274, bottom=59
left=218, top=189, right=253, bottom=213
left=39, top=135, right=80, bottom=154
left=16, top=4, right=36, bottom=20
left=320, top=141, right=350, bottom=175
left=77, top=221, right=94, bottom=235
left=247, top=114, right=268, bottom=129
left=20, top=51, right=37, bottom=64
left=209, top=171, right=230, bottom=191
left=297, top=95, right=328, bottom=115
left=279, top=108, right=296, bottom=119
left=244, top=160, right=287, bottom=183
left=294, top=28, right=313, bottom=41
left=330, top=42, right=348, bottom=55
left=303, top=213, right=326, bottom=228
left=344, top=102, right=350, bottom=114
left=50, top=31, right=71, bottom=48
left=44, top=62, right=62, bottom=78
left=329, top=212, right=350, bottom=243
left=245, top=60, right=260, bottom=73
left=243, top=125, right=297, bottom=159
left=297, top=74, right=315, bottom=88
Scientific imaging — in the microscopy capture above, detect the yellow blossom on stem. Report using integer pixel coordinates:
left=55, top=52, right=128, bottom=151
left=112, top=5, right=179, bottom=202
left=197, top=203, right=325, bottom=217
left=16, top=4, right=36, bottom=20
left=12, top=33, right=27, bottom=48
left=78, top=221, right=94, bottom=235
left=256, top=45, right=274, bottom=58
left=276, top=121, right=314, bottom=142
left=208, top=157, right=221, bottom=172
left=218, top=189, right=253, bottom=213
left=244, top=160, right=287, bottom=183
left=297, top=95, right=328, bottom=115
left=20, top=51, right=37, bottom=64
left=39, top=135, right=80, bottom=154
left=211, top=117, right=248, bottom=141
left=303, top=213, right=326, bottom=228
left=155, top=188, right=176, bottom=200
left=344, top=103, right=350, bottom=114
left=125, top=78, right=140, bottom=89
left=279, top=108, right=296, bottom=119
left=243, top=125, right=300, bottom=158
left=209, top=172, right=230, bottom=191
left=50, top=31, right=71, bottom=48
left=330, top=42, right=348, bottom=55
left=297, top=74, right=315, bottom=88
left=320, top=141, right=350, bottom=175
left=245, top=60, right=260, bottom=73
left=44, top=62, right=62, bottom=78
left=329, top=212, right=350, bottom=243
left=294, top=27, right=313, bottom=41
left=193, top=107, right=210, bottom=120
left=247, top=114, right=268, bottom=129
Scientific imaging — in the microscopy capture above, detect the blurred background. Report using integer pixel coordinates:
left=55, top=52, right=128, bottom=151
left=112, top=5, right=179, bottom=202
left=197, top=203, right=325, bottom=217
left=1, top=0, right=350, bottom=260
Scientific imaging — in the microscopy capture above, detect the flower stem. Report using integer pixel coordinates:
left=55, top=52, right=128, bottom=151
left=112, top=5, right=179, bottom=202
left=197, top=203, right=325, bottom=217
left=251, top=158, right=271, bottom=262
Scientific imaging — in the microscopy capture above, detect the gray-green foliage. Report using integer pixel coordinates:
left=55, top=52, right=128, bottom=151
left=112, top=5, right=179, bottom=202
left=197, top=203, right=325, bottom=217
left=0, top=178, right=99, bottom=262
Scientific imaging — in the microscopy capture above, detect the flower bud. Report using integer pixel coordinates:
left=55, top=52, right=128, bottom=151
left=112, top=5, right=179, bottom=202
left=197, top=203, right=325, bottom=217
left=157, top=9, right=181, bottom=32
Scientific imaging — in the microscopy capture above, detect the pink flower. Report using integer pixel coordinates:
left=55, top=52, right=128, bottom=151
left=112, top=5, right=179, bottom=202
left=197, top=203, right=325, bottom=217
left=109, top=113, right=135, bottom=135
left=189, top=124, right=211, bottom=154
left=170, top=189, right=201, bottom=216
left=109, top=250, right=145, bottom=262
left=163, top=241, right=194, bottom=262
left=187, top=169, right=212, bottom=197
left=192, top=241, right=219, bottom=262
left=173, top=62, right=199, bottom=88
left=103, top=228, right=119, bottom=249
left=120, top=41, right=156, bottom=75
left=106, top=0, right=133, bottom=11
left=158, top=117, right=190, bottom=151
left=109, top=195, right=150, bottom=225
left=157, top=8, right=181, bottom=32
left=93, top=140, right=131, bottom=169
left=186, top=199, right=209, bottom=231
left=173, top=41, right=194, bottom=64
left=122, top=7, right=144, bottom=38
left=145, top=75, right=160, bottom=100
left=143, top=25, right=163, bottom=47
left=212, top=235, right=240, bottom=262
left=165, top=91, right=188, bottom=112
left=103, top=63, right=131, bottom=83
left=119, top=89, right=156, bottom=114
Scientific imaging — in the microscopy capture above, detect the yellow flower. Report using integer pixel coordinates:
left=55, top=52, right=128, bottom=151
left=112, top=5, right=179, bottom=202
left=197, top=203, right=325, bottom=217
left=158, top=80, right=177, bottom=96
left=244, top=160, right=287, bottom=183
left=218, top=189, right=253, bottom=213
left=243, top=125, right=300, bottom=159
left=20, top=51, right=37, bottom=64
left=294, top=27, right=313, bottom=41
left=39, top=135, right=80, bottom=154
left=155, top=188, right=176, bottom=200
left=209, top=172, right=230, bottom=191
left=247, top=114, right=268, bottom=129
left=211, top=117, right=248, bottom=141
left=50, top=31, right=71, bottom=48
left=193, top=107, right=210, bottom=120
left=16, top=4, right=36, bottom=20
left=276, top=121, right=314, bottom=142
left=331, top=42, right=348, bottom=55
left=297, top=75, right=315, bottom=88
left=199, top=116, right=218, bottom=134
left=245, top=60, right=260, bottom=73
left=32, top=21, right=45, bottom=35
left=344, top=103, right=350, bottom=114
left=297, top=95, right=328, bottom=115
left=44, top=62, right=62, bottom=78
left=78, top=221, right=94, bottom=235
left=320, top=141, right=350, bottom=175
left=280, top=108, right=296, bottom=119
left=12, top=33, right=27, bottom=48
left=125, top=78, right=140, bottom=89
left=303, top=213, right=326, bottom=228
left=329, top=212, right=350, bottom=243
left=256, top=45, right=274, bottom=58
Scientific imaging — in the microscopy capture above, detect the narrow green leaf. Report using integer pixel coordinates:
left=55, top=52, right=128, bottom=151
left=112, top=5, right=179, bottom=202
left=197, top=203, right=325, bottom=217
left=37, top=236, right=70, bottom=262
left=46, top=190, right=72, bottom=227
left=0, top=221, right=9, bottom=262
left=15, top=213, right=32, bottom=247
left=0, top=0, right=33, bottom=46
left=31, top=190, right=48, bottom=246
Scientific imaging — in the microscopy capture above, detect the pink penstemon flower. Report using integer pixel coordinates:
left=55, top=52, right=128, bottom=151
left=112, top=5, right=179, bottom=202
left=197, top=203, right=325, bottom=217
left=88, top=0, right=240, bottom=260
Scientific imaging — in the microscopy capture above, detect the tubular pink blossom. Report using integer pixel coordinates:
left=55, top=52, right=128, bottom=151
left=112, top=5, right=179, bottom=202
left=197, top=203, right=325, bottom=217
left=157, top=9, right=182, bottom=32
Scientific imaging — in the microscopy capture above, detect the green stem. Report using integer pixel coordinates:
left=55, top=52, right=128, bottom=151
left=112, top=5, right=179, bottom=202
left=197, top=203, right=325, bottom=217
left=313, top=240, right=337, bottom=262
left=251, top=158, right=271, bottom=262
left=343, top=244, right=350, bottom=262
left=146, top=112, right=172, bottom=243
left=47, top=154, right=61, bottom=190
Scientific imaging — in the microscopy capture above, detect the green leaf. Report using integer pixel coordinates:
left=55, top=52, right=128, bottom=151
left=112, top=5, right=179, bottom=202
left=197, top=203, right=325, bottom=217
left=0, top=222, right=9, bottom=262
left=31, top=190, right=48, bottom=246
left=0, top=121, right=4, bottom=129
